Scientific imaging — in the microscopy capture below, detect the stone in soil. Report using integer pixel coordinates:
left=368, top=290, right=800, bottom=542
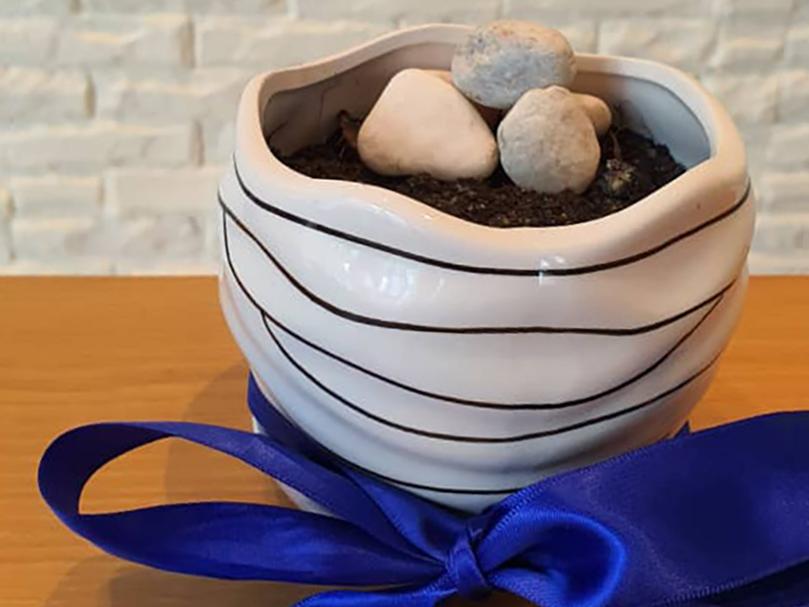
left=451, top=20, right=577, bottom=110
left=357, top=68, right=498, bottom=181
left=574, top=93, right=613, bottom=136
left=276, top=122, right=685, bottom=229
left=498, top=86, right=601, bottom=194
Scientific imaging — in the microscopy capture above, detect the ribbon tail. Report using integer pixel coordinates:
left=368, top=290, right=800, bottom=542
left=479, top=412, right=809, bottom=607
left=80, top=503, right=432, bottom=585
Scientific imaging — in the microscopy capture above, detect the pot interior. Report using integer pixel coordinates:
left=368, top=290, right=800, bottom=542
left=262, top=41, right=711, bottom=170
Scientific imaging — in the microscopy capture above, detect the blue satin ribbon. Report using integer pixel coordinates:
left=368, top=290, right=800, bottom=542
left=39, top=375, right=809, bottom=606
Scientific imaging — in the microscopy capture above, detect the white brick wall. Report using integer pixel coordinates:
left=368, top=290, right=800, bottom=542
left=0, top=0, right=808, bottom=275
left=10, top=175, right=101, bottom=218
left=0, top=68, right=90, bottom=123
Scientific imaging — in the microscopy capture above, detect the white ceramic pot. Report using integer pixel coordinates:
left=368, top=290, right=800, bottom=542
left=218, top=24, right=754, bottom=512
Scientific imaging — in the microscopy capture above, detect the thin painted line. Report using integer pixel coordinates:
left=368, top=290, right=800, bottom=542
left=258, top=296, right=724, bottom=410
left=234, top=159, right=751, bottom=277
left=254, top=402, right=523, bottom=494
left=225, top=216, right=720, bottom=443
left=264, top=310, right=719, bottom=443
left=221, top=198, right=734, bottom=336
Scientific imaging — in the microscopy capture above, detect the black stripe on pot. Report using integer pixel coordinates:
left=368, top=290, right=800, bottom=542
left=258, top=294, right=724, bottom=410
left=349, top=468, right=520, bottom=495
left=256, top=392, right=681, bottom=496
left=226, top=211, right=728, bottom=409
left=234, top=158, right=751, bottom=277
left=263, top=305, right=719, bottom=444
left=224, top=212, right=720, bottom=443
left=254, top=403, right=522, bottom=495
left=221, top=198, right=736, bottom=336
left=346, top=424, right=682, bottom=494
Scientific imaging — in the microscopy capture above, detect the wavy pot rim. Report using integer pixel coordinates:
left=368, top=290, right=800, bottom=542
left=232, top=23, right=749, bottom=271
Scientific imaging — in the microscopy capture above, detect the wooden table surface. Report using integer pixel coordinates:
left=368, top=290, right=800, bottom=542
left=1, top=276, right=808, bottom=607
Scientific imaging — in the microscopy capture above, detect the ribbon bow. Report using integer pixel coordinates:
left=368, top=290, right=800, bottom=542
left=39, top=376, right=809, bottom=606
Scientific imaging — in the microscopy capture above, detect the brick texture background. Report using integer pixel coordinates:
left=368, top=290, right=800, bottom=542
left=1, top=0, right=808, bottom=275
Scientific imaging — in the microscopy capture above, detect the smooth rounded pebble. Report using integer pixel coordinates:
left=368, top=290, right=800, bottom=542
left=425, top=69, right=500, bottom=128
left=358, top=69, right=498, bottom=181
left=497, top=86, right=600, bottom=194
left=574, top=93, right=612, bottom=136
left=451, top=20, right=576, bottom=110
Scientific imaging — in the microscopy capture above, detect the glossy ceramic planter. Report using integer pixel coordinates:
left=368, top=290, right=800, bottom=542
left=218, top=24, right=755, bottom=512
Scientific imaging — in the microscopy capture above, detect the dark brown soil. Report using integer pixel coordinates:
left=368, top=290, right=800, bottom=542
left=277, top=121, right=685, bottom=228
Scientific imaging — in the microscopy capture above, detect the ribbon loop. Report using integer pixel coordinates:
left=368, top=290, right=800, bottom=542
left=446, top=528, right=491, bottom=600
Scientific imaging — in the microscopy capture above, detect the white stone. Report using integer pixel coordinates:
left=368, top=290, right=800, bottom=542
left=0, top=18, right=58, bottom=65
left=451, top=20, right=576, bottom=110
left=701, top=74, right=778, bottom=125
left=425, top=69, right=454, bottom=84
left=358, top=69, right=498, bottom=181
left=196, top=17, right=387, bottom=67
left=573, top=93, right=612, bottom=136
left=11, top=217, right=110, bottom=263
left=106, top=167, right=223, bottom=217
left=56, top=15, right=192, bottom=68
left=9, top=175, right=101, bottom=219
left=598, top=18, right=714, bottom=72
left=0, top=68, right=90, bottom=124
left=497, top=86, right=600, bottom=194
left=425, top=69, right=500, bottom=127
left=0, top=123, right=198, bottom=172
